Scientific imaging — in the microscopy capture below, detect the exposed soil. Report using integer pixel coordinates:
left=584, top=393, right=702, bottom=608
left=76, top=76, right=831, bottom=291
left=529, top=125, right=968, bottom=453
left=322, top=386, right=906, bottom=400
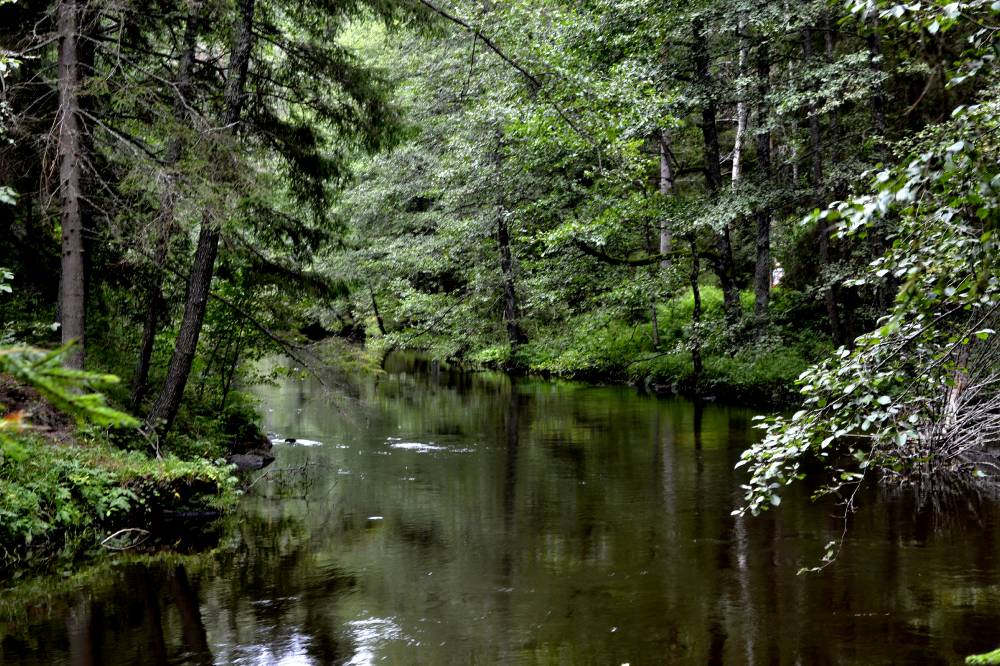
left=0, top=374, right=77, bottom=444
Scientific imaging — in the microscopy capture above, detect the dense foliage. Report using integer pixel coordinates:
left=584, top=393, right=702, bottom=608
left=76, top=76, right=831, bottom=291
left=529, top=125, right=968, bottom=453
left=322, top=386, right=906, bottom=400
left=0, top=0, right=421, bottom=565
left=0, top=0, right=998, bottom=565
left=319, top=1, right=1000, bottom=525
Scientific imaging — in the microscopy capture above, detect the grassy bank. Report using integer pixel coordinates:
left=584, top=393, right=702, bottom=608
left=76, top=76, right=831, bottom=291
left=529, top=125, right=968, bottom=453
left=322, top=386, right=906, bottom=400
left=0, top=432, right=238, bottom=574
left=0, top=348, right=245, bottom=575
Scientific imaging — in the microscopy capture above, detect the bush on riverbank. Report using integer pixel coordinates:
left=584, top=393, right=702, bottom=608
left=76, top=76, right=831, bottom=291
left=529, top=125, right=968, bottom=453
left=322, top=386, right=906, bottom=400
left=438, top=286, right=827, bottom=405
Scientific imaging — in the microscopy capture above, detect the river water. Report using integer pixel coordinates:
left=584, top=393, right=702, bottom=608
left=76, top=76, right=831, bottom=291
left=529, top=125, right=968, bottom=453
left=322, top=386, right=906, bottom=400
left=2, top=355, right=1000, bottom=664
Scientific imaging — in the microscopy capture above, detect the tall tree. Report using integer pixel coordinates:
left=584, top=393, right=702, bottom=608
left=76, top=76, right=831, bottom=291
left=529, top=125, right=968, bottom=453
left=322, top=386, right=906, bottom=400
left=753, top=40, right=771, bottom=329
left=692, top=17, right=739, bottom=325
left=130, top=0, right=204, bottom=410
left=494, top=131, right=527, bottom=359
left=802, top=26, right=845, bottom=347
left=147, top=0, right=256, bottom=432
left=56, top=0, right=85, bottom=369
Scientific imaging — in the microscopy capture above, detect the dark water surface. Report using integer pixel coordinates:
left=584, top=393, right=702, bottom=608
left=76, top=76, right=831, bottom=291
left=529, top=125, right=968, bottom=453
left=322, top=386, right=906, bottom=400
left=3, top=356, right=1000, bottom=664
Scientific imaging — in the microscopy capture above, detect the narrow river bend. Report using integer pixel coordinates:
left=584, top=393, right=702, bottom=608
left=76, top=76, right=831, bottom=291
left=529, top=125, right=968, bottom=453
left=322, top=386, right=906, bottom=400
left=3, top=355, right=1000, bottom=664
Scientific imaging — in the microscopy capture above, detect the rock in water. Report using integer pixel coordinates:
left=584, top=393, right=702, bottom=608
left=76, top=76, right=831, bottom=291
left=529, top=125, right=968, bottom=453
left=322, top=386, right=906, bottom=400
left=228, top=452, right=275, bottom=471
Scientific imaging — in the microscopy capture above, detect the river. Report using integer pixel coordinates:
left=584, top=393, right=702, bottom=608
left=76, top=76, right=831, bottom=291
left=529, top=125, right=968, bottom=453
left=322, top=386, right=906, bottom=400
left=2, top=355, right=1000, bottom=664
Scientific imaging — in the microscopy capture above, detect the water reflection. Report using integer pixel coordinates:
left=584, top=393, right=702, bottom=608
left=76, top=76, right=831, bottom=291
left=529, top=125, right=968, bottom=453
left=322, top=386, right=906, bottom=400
left=3, top=356, right=1000, bottom=664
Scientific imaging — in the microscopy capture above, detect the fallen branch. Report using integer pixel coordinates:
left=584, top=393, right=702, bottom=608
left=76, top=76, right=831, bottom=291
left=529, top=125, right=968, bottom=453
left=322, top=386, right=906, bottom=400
left=100, top=527, right=150, bottom=551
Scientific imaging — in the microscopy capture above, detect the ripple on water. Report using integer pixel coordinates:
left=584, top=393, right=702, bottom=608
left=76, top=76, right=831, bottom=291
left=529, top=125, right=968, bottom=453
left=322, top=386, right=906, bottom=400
left=229, top=630, right=314, bottom=665
left=387, top=439, right=474, bottom=453
left=345, top=617, right=405, bottom=665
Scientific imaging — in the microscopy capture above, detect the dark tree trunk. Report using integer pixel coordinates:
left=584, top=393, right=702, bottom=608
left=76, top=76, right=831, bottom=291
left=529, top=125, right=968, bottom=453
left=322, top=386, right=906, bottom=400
left=687, top=234, right=703, bottom=385
left=692, top=18, right=739, bottom=325
left=866, top=14, right=897, bottom=312
left=494, top=133, right=527, bottom=356
left=825, top=13, right=855, bottom=342
left=866, top=16, right=888, bottom=159
left=754, top=41, right=772, bottom=330
left=370, top=285, right=387, bottom=335
left=147, top=0, right=256, bottom=433
left=803, top=27, right=846, bottom=347
left=131, top=1, right=203, bottom=410
left=497, top=211, right=526, bottom=350
left=57, top=0, right=85, bottom=369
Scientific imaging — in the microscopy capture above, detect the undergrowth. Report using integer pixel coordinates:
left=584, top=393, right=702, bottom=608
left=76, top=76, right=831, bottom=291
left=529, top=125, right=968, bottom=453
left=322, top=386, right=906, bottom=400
left=0, top=433, right=238, bottom=574
left=459, top=286, right=832, bottom=405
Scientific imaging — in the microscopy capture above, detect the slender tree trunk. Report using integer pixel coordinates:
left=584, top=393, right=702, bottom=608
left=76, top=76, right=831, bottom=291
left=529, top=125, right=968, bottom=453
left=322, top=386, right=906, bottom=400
left=732, top=17, right=749, bottom=186
left=494, top=132, right=527, bottom=357
left=866, top=14, right=887, bottom=160
left=754, top=41, right=772, bottom=330
left=649, top=131, right=676, bottom=351
left=57, top=0, right=85, bottom=369
left=943, top=344, right=972, bottom=430
left=658, top=131, right=673, bottom=268
left=218, top=324, right=245, bottom=411
left=866, top=13, right=898, bottom=313
left=147, top=0, right=256, bottom=432
left=692, top=18, right=739, bottom=325
left=131, top=1, right=203, bottom=410
left=650, top=301, right=661, bottom=349
left=688, top=234, right=703, bottom=385
left=370, top=285, right=387, bottom=335
left=803, top=27, right=846, bottom=347
left=824, top=15, right=846, bottom=200
left=825, top=13, right=855, bottom=343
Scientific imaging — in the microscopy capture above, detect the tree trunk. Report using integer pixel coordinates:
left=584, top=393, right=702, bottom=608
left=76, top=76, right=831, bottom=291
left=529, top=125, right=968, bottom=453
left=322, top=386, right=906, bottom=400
left=688, top=234, right=704, bottom=385
left=218, top=323, right=245, bottom=411
left=754, top=41, right=772, bottom=329
left=370, top=285, right=387, bottom=335
left=147, top=0, right=256, bottom=433
left=494, top=132, right=527, bottom=357
left=824, top=14, right=845, bottom=200
left=131, top=0, right=203, bottom=410
left=651, top=130, right=675, bottom=351
left=942, top=344, right=971, bottom=431
left=866, top=13, right=898, bottom=312
left=57, top=0, right=85, bottom=369
left=731, top=17, right=749, bottom=187
left=866, top=14, right=888, bottom=160
left=692, top=18, right=739, bottom=325
left=825, top=13, right=855, bottom=343
left=650, top=302, right=661, bottom=350
left=658, top=131, right=673, bottom=268
left=803, top=27, right=846, bottom=347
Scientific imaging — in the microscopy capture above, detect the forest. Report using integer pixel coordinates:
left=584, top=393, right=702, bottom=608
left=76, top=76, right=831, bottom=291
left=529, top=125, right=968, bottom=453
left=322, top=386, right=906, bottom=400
left=0, top=0, right=998, bottom=623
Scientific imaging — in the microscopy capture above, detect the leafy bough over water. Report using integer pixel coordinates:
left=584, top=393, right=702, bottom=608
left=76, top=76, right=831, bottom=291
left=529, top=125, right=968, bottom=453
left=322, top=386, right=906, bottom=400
left=736, top=91, right=1000, bottom=554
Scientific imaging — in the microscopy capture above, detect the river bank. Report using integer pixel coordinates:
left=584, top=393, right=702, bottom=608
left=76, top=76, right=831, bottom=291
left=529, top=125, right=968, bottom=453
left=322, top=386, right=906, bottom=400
left=0, top=371, right=246, bottom=577
left=4, top=356, right=1000, bottom=664
left=363, top=287, right=823, bottom=408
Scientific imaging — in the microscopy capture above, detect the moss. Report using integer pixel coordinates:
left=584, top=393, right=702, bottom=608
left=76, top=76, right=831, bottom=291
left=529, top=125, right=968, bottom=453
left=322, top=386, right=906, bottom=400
left=967, top=648, right=1000, bottom=665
